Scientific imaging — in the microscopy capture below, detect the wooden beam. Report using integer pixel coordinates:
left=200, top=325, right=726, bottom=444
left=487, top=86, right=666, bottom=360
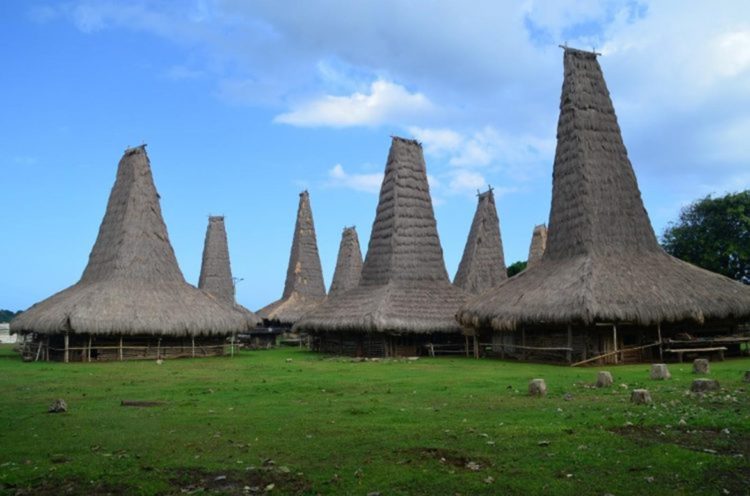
left=571, top=342, right=661, bottom=367
left=191, top=337, right=195, bottom=358
left=87, top=335, right=92, bottom=362
left=613, top=324, right=618, bottom=364
left=118, top=336, right=123, bottom=361
left=657, top=323, right=663, bottom=361
left=566, top=325, right=573, bottom=363
left=64, top=333, right=69, bottom=363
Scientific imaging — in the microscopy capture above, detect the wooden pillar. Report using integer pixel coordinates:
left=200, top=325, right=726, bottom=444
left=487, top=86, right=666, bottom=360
left=64, top=333, right=69, bottom=363
left=473, top=335, right=479, bottom=359
left=87, top=335, right=92, bottom=362
left=613, top=324, right=618, bottom=364
left=657, top=323, right=663, bottom=361
left=157, top=338, right=162, bottom=359
left=118, top=336, right=123, bottom=361
left=521, top=327, right=527, bottom=361
left=231, top=333, right=236, bottom=357
left=191, top=336, right=195, bottom=358
left=566, top=324, right=573, bottom=364
left=464, top=336, right=469, bottom=357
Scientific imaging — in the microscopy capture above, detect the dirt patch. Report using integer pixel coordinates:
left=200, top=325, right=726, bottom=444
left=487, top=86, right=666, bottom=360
left=401, top=447, right=491, bottom=471
left=4, top=477, right=129, bottom=495
left=167, top=467, right=312, bottom=495
left=611, top=425, right=750, bottom=457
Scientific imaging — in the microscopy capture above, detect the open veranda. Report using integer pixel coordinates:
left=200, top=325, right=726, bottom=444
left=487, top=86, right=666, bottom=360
left=0, top=345, right=748, bottom=495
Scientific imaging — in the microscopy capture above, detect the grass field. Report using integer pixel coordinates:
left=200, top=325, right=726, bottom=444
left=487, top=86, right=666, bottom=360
left=0, top=345, right=748, bottom=495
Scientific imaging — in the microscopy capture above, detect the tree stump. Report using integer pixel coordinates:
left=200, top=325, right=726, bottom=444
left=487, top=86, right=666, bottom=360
left=691, top=378, right=720, bottom=393
left=630, top=389, right=652, bottom=404
left=650, top=364, right=671, bottom=380
left=596, top=371, right=613, bottom=388
left=48, top=399, right=67, bottom=413
left=528, top=379, right=547, bottom=397
left=692, top=358, right=710, bottom=374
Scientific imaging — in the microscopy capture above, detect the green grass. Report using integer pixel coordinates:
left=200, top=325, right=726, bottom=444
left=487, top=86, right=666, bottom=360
left=0, top=345, right=749, bottom=495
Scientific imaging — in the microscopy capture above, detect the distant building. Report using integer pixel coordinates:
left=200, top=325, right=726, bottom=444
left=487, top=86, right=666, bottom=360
left=0, top=323, right=16, bottom=344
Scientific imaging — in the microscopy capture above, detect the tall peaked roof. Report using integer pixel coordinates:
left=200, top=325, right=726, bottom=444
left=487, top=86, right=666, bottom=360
left=257, top=191, right=326, bottom=325
left=328, top=226, right=363, bottom=297
left=295, top=137, right=466, bottom=334
left=198, top=216, right=260, bottom=327
left=11, top=146, right=248, bottom=336
left=526, top=224, right=547, bottom=269
left=454, top=188, right=507, bottom=294
left=458, top=48, right=750, bottom=331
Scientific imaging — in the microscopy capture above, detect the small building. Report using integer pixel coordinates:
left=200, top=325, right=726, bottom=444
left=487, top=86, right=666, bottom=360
left=328, top=226, right=363, bottom=298
left=458, top=48, right=750, bottom=364
left=526, top=224, right=547, bottom=270
left=0, top=323, right=16, bottom=344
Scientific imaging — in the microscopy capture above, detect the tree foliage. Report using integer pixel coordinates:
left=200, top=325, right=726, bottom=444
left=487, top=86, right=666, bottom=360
left=507, top=260, right=528, bottom=277
left=0, top=309, right=22, bottom=323
left=661, top=190, right=750, bottom=284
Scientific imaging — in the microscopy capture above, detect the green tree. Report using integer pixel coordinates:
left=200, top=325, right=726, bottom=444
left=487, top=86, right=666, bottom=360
left=507, top=260, right=527, bottom=277
left=0, top=309, right=22, bottom=323
left=661, top=190, right=750, bottom=284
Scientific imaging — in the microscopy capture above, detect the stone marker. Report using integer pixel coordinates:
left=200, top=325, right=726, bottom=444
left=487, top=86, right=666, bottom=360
left=48, top=399, right=67, bottom=413
left=596, top=371, right=613, bottom=388
left=528, top=379, right=547, bottom=396
left=691, top=378, right=720, bottom=393
left=743, top=371, right=750, bottom=383
left=630, top=389, right=652, bottom=404
left=692, top=358, right=710, bottom=374
left=650, top=364, right=671, bottom=380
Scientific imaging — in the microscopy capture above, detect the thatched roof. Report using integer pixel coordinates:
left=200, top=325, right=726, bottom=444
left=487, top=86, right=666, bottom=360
left=11, top=146, right=248, bottom=336
left=198, top=216, right=260, bottom=327
left=526, top=224, right=547, bottom=269
left=295, top=137, right=466, bottom=334
left=458, top=48, right=750, bottom=331
left=256, top=191, right=326, bottom=325
left=454, top=188, right=507, bottom=294
left=328, top=226, right=363, bottom=297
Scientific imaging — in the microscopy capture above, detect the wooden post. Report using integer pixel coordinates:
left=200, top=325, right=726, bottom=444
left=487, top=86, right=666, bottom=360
left=473, top=335, right=479, bottom=359
left=464, top=336, right=469, bottom=357
left=657, top=323, right=663, bottom=361
left=231, top=333, right=235, bottom=357
left=191, top=336, right=195, bottom=358
left=566, top=324, right=573, bottom=364
left=118, top=336, right=123, bottom=361
left=521, top=327, right=527, bottom=361
left=157, top=338, right=161, bottom=359
left=64, top=333, right=69, bottom=363
left=613, top=324, right=618, bottom=364
left=500, top=339, right=505, bottom=359
left=87, top=335, right=92, bottom=362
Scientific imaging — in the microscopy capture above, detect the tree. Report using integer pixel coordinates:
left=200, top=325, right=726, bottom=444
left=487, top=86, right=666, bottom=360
left=661, top=190, right=750, bottom=284
left=0, top=309, right=22, bottom=323
left=507, top=260, right=527, bottom=277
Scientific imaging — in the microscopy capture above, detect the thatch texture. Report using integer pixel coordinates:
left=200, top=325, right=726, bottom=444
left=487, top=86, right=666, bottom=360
left=198, top=216, right=260, bottom=327
left=11, top=146, right=248, bottom=336
left=458, top=48, right=750, bottom=331
left=295, top=137, right=466, bottom=334
left=526, top=224, right=547, bottom=269
left=328, top=227, right=363, bottom=297
left=256, top=191, right=326, bottom=325
left=454, top=188, right=507, bottom=293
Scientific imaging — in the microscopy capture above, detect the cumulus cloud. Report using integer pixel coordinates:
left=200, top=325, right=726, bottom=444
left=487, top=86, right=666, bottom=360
left=274, top=79, right=433, bottom=127
left=327, top=164, right=383, bottom=193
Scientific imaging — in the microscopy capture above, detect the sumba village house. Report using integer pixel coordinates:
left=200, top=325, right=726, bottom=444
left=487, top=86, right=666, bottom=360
left=256, top=191, right=327, bottom=329
left=197, top=216, right=269, bottom=348
left=526, top=224, right=547, bottom=270
left=295, top=137, right=466, bottom=357
left=327, top=226, right=363, bottom=298
left=458, top=48, right=750, bottom=365
left=10, top=146, right=249, bottom=362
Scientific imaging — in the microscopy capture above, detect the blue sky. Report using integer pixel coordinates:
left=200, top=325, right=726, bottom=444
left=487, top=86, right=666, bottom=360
left=2, top=1, right=750, bottom=312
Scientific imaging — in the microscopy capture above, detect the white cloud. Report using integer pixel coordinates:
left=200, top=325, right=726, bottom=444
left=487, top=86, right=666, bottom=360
left=274, top=79, right=433, bottom=128
left=327, top=164, right=383, bottom=193
left=448, top=170, right=487, bottom=194
left=408, top=127, right=463, bottom=156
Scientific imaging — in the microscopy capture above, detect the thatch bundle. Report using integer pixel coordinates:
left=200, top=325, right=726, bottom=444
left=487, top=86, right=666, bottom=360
left=11, top=146, right=248, bottom=337
left=526, top=224, right=547, bottom=269
left=328, top=226, right=363, bottom=297
left=295, top=137, right=466, bottom=334
left=257, top=191, right=326, bottom=325
left=198, top=216, right=260, bottom=327
left=458, top=48, right=750, bottom=331
left=454, top=188, right=507, bottom=294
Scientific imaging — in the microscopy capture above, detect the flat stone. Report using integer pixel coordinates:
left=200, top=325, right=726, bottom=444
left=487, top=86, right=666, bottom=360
left=596, top=371, right=613, bottom=388
left=48, top=399, right=67, bottom=413
left=650, top=364, right=671, bottom=380
left=692, top=358, right=710, bottom=374
left=691, top=378, right=720, bottom=393
left=630, top=389, right=652, bottom=404
left=528, top=378, right=547, bottom=397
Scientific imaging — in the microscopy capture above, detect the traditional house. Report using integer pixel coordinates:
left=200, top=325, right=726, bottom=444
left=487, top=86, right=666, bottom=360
left=256, top=191, right=326, bottom=327
left=454, top=188, right=507, bottom=294
left=328, top=226, right=363, bottom=298
left=295, top=137, right=466, bottom=356
left=11, top=146, right=248, bottom=361
left=458, top=48, right=750, bottom=364
left=526, top=224, right=547, bottom=270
